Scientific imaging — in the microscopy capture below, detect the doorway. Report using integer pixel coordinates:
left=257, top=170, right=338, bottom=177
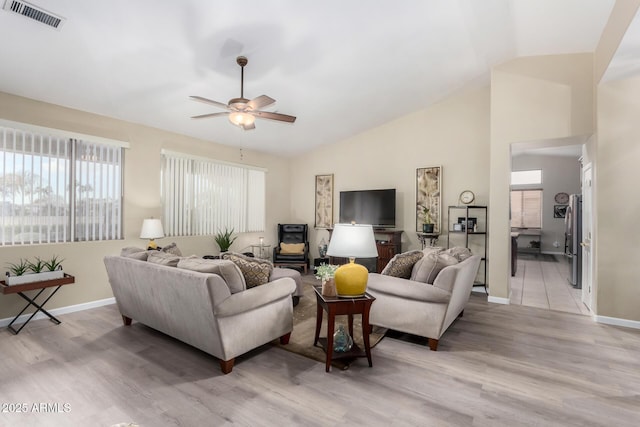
left=509, top=137, right=591, bottom=315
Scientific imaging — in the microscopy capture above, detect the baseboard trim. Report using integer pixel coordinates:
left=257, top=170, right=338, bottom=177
left=595, top=315, right=640, bottom=330
left=487, top=295, right=510, bottom=305
left=0, top=297, right=116, bottom=328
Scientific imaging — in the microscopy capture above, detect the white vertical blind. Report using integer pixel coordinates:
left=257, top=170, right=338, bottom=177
left=161, top=151, right=265, bottom=236
left=0, top=124, right=124, bottom=245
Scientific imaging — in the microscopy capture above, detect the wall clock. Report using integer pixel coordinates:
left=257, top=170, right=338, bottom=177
left=554, top=192, right=569, bottom=204
left=459, top=190, right=475, bottom=205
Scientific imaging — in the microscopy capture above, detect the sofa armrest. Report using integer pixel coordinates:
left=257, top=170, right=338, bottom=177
left=214, top=277, right=296, bottom=317
left=367, top=273, right=451, bottom=304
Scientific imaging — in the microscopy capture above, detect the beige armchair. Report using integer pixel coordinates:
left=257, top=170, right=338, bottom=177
left=366, top=255, right=481, bottom=350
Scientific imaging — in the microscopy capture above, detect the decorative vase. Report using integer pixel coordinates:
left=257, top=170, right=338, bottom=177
left=321, top=278, right=337, bottom=297
left=422, top=223, right=434, bottom=233
left=333, top=324, right=353, bottom=352
left=318, top=238, right=328, bottom=258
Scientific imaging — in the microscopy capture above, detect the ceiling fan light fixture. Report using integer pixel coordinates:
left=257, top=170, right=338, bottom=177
left=229, top=111, right=255, bottom=127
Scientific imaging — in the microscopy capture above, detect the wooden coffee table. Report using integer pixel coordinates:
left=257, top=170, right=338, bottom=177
left=312, top=286, right=375, bottom=372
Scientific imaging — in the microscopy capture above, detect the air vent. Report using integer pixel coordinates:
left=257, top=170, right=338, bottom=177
left=3, top=0, right=65, bottom=29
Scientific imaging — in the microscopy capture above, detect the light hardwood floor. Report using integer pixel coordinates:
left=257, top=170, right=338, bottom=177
left=1, top=292, right=639, bottom=426
left=510, top=253, right=590, bottom=315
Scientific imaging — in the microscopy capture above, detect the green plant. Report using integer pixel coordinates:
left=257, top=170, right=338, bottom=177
left=214, top=227, right=237, bottom=252
left=43, top=255, right=64, bottom=271
left=314, top=263, right=339, bottom=282
left=28, top=257, right=46, bottom=273
left=6, top=259, right=31, bottom=276
left=420, top=206, right=432, bottom=224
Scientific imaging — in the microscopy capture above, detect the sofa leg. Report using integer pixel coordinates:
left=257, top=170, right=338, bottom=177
left=458, top=310, right=464, bottom=318
left=292, top=296, right=300, bottom=307
left=428, top=338, right=439, bottom=351
left=280, top=332, right=291, bottom=345
left=220, top=358, right=235, bottom=374
left=122, top=315, right=132, bottom=326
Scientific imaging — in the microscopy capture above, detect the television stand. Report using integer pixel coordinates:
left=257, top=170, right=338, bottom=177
left=373, top=229, right=402, bottom=272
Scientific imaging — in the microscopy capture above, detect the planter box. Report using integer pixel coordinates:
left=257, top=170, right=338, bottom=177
left=5, top=270, right=65, bottom=286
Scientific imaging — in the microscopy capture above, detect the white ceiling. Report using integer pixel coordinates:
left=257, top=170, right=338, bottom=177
left=0, top=0, right=616, bottom=156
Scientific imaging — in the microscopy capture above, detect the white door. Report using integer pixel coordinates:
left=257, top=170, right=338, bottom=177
left=582, top=163, right=593, bottom=310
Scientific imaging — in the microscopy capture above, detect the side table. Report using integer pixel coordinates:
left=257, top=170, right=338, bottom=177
left=312, top=286, right=375, bottom=372
left=0, top=274, right=75, bottom=334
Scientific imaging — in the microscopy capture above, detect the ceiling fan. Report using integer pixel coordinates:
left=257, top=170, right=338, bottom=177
left=190, top=56, right=296, bottom=130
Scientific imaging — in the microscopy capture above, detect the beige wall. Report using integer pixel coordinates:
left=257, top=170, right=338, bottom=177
left=595, top=0, right=640, bottom=83
left=0, top=92, right=291, bottom=319
left=596, top=76, right=640, bottom=321
left=289, top=86, right=490, bottom=265
left=489, top=53, right=594, bottom=299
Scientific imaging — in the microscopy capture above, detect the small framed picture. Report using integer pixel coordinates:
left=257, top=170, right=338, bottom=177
left=458, top=217, right=477, bottom=230
left=554, top=205, right=567, bottom=218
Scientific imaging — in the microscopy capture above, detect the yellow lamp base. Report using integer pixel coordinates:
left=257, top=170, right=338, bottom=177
left=147, top=239, right=158, bottom=250
left=334, top=258, right=369, bottom=297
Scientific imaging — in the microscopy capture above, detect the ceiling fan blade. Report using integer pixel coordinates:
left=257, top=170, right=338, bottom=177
left=191, top=112, right=229, bottom=119
left=189, top=95, right=230, bottom=110
left=253, top=111, right=297, bottom=123
left=247, top=95, right=275, bottom=110
left=241, top=122, right=256, bottom=131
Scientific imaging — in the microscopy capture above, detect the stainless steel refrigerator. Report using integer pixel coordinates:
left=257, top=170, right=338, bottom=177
left=564, top=194, right=582, bottom=288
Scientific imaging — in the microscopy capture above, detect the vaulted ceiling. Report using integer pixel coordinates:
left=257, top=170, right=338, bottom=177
left=0, top=0, right=618, bottom=156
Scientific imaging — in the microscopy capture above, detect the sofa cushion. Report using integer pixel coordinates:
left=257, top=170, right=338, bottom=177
left=161, top=242, right=183, bottom=257
left=147, top=251, right=181, bottom=267
left=381, top=250, right=424, bottom=279
left=410, top=246, right=444, bottom=280
left=443, top=247, right=473, bottom=262
left=412, top=252, right=459, bottom=284
left=222, top=252, right=273, bottom=288
left=177, top=256, right=246, bottom=294
left=280, top=242, right=305, bottom=254
left=121, top=246, right=150, bottom=260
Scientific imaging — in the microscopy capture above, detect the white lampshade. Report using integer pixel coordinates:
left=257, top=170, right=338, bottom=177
left=327, top=223, right=378, bottom=258
left=140, top=218, right=164, bottom=240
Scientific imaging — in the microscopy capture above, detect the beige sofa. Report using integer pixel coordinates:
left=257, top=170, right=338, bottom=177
left=367, top=255, right=481, bottom=351
left=103, top=255, right=296, bottom=374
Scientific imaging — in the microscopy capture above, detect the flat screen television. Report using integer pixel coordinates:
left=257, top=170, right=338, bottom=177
left=339, top=189, right=396, bottom=228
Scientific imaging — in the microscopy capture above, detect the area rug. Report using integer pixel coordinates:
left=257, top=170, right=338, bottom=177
left=275, top=275, right=387, bottom=370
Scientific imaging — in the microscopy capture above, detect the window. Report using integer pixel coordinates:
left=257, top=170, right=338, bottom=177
left=511, top=189, right=542, bottom=228
left=0, top=121, right=126, bottom=245
left=511, top=169, right=542, bottom=186
left=161, top=150, right=265, bottom=236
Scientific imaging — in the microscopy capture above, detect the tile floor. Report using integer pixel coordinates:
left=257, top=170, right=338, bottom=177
left=510, top=253, right=590, bottom=315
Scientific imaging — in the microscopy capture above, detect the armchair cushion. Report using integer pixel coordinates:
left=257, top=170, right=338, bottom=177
left=223, top=252, right=274, bottom=288
left=121, top=246, right=151, bottom=261
left=280, top=242, right=306, bottom=254
left=161, top=242, right=183, bottom=256
left=178, top=256, right=246, bottom=294
left=443, top=247, right=473, bottom=262
left=381, top=250, right=424, bottom=279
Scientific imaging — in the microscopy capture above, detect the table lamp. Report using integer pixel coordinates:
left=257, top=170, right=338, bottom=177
left=140, top=218, right=164, bottom=249
left=326, top=223, right=378, bottom=297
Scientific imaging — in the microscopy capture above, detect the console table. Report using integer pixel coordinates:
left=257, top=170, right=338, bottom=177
left=0, top=274, right=75, bottom=334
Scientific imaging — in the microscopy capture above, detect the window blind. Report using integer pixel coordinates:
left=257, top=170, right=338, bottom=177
left=0, top=124, right=124, bottom=245
left=161, top=151, right=266, bottom=236
left=510, top=189, right=542, bottom=228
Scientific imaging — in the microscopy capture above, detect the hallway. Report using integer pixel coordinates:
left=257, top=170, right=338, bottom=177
left=510, top=253, right=590, bottom=316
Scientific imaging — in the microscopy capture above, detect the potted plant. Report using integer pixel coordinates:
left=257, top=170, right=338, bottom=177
left=420, top=206, right=434, bottom=233
left=5, top=255, right=65, bottom=285
left=315, top=263, right=339, bottom=296
left=214, top=227, right=237, bottom=253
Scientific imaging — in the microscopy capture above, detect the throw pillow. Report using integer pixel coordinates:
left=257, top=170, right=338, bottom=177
left=120, top=246, right=151, bottom=261
left=161, top=242, right=182, bottom=256
left=280, top=242, right=305, bottom=254
left=443, top=247, right=473, bottom=262
left=177, top=257, right=246, bottom=294
left=222, top=252, right=273, bottom=288
left=381, top=250, right=424, bottom=279
left=147, top=251, right=181, bottom=267
left=410, top=246, right=444, bottom=280
left=412, top=252, right=459, bottom=284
